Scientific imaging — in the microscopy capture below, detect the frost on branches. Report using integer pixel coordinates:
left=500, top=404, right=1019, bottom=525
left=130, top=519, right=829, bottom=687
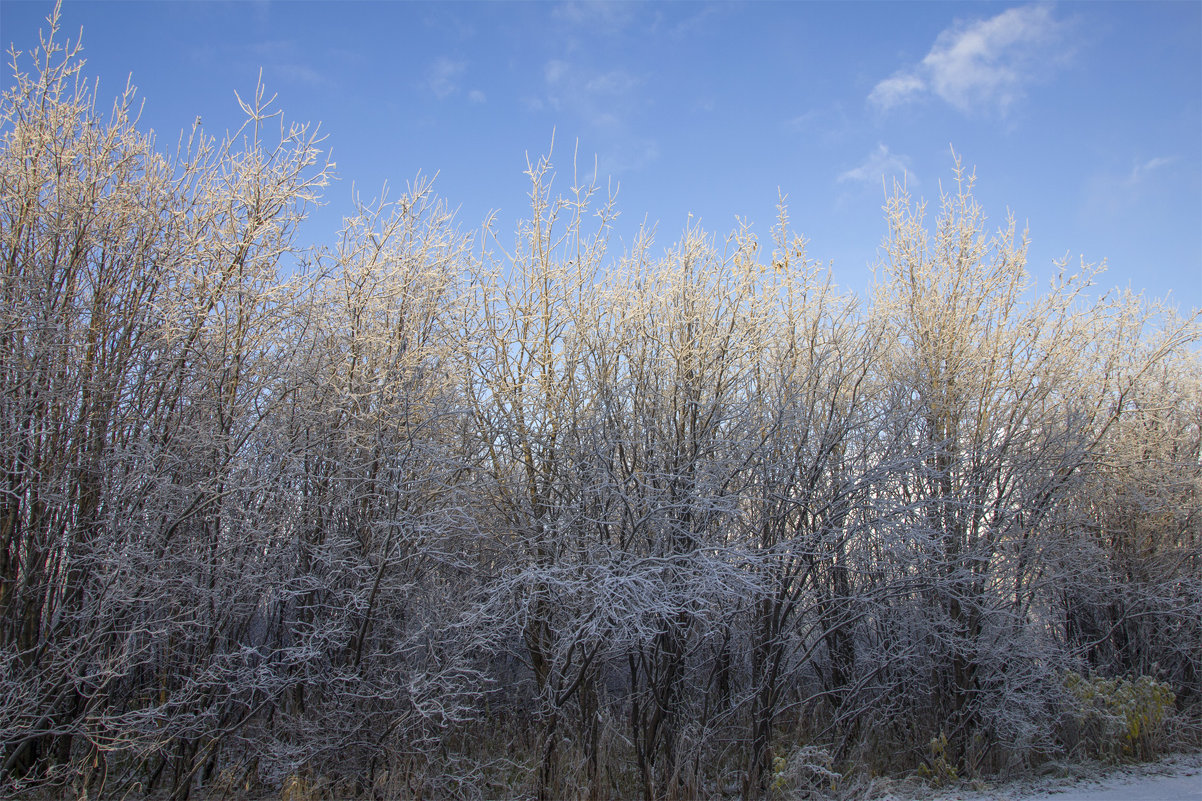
left=1, top=11, right=1199, bottom=801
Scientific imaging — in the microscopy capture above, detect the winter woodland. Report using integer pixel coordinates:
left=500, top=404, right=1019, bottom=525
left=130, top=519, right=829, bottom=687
left=2, top=14, right=1200, bottom=801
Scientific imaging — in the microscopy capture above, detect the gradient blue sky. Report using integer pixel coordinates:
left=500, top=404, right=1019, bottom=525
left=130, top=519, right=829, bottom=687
left=3, top=1, right=1200, bottom=308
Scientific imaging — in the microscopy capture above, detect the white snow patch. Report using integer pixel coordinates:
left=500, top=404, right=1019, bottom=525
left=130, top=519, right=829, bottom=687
left=857, top=752, right=1202, bottom=801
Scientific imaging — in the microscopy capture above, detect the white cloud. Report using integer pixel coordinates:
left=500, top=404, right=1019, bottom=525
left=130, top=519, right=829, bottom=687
left=544, top=59, right=570, bottom=87
left=585, top=71, right=640, bottom=96
left=264, top=64, right=334, bottom=90
left=427, top=56, right=467, bottom=99
left=870, top=5, right=1069, bottom=115
left=468, top=89, right=486, bottom=104
left=867, top=74, right=926, bottom=110
left=597, top=138, right=661, bottom=175
left=268, top=63, right=333, bottom=89
left=784, top=104, right=852, bottom=144
left=838, top=144, right=916, bottom=186
left=1081, top=156, right=1178, bottom=221
left=541, top=59, right=642, bottom=131
left=192, top=39, right=335, bottom=90
left=552, top=1, right=637, bottom=34
left=668, top=5, right=721, bottom=40
left=535, top=58, right=657, bottom=174
left=1125, top=156, right=1176, bottom=186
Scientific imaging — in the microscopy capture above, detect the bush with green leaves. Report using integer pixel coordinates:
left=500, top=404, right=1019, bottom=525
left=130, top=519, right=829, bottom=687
left=1062, top=672, right=1177, bottom=761
left=917, top=731, right=959, bottom=787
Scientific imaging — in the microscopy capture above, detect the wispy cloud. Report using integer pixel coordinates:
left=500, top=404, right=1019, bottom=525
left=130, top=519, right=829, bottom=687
left=267, top=63, right=333, bottom=90
left=544, top=60, right=569, bottom=86
left=538, top=58, right=657, bottom=173
left=1081, top=154, right=1180, bottom=222
left=1125, top=156, right=1176, bottom=186
left=869, top=5, right=1070, bottom=115
left=426, top=56, right=467, bottom=99
left=868, top=74, right=926, bottom=110
left=667, top=5, right=721, bottom=40
left=552, top=1, right=638, bottom=34
left=423, top=56, right=486, bottom=103
left=784, top=104, right=852, bottom=144
left=190, top=39, right=335, bottom=91
left=838, top=144, right=917, bottom=186
left=543, top=59, right=641, bottom=131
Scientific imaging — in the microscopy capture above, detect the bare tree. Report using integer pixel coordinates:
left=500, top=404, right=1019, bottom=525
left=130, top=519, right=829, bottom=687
left=733, top=209, right=888, bottom=798
left=0, top=9, right=329, bottom=794
left=457, top=147, right=618, bottom=800
left=3, top=12, right=1199, bottom=797
left=867, top=158, right=1199, bottom=773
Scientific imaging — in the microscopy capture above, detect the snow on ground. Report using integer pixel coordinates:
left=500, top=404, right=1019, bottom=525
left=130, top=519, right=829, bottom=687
left=859, top=752, right=1202, bottom=801
left=1018, top=771, right=1201, bottom=801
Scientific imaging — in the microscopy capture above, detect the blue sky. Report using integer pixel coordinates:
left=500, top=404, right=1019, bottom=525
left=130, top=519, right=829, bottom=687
left=3, top=1, right=1199, bottom=309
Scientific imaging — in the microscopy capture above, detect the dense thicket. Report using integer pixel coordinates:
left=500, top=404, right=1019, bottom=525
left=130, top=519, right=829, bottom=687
left=2, top=17, right=1199, bottom=801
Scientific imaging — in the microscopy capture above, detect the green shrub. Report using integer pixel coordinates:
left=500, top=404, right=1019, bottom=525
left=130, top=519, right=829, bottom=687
left=769, top=746, right=841, bottom=798
left=917, top=731, right=959, bottom=787
left=1062, top=671, right=1176, bottom=761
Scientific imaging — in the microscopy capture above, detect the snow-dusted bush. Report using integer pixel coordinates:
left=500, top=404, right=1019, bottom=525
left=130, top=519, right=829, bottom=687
left=2, top=8, right=1198, bottom=800
left=1063, top=672, right=1177, bottom=761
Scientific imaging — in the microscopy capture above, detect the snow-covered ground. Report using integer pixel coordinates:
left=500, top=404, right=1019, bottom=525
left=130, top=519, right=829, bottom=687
left=860, top=752, right=1202, bottom=801
left=1013, top=771, right=1201, bottom=801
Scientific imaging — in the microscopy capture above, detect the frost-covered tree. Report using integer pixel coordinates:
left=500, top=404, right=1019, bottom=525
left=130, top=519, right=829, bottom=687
left=0, top=11, right=330, bottom=794
left=2, top=11, right=1199, bottom=798
left=866, top=160, right=1199, bottom=772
